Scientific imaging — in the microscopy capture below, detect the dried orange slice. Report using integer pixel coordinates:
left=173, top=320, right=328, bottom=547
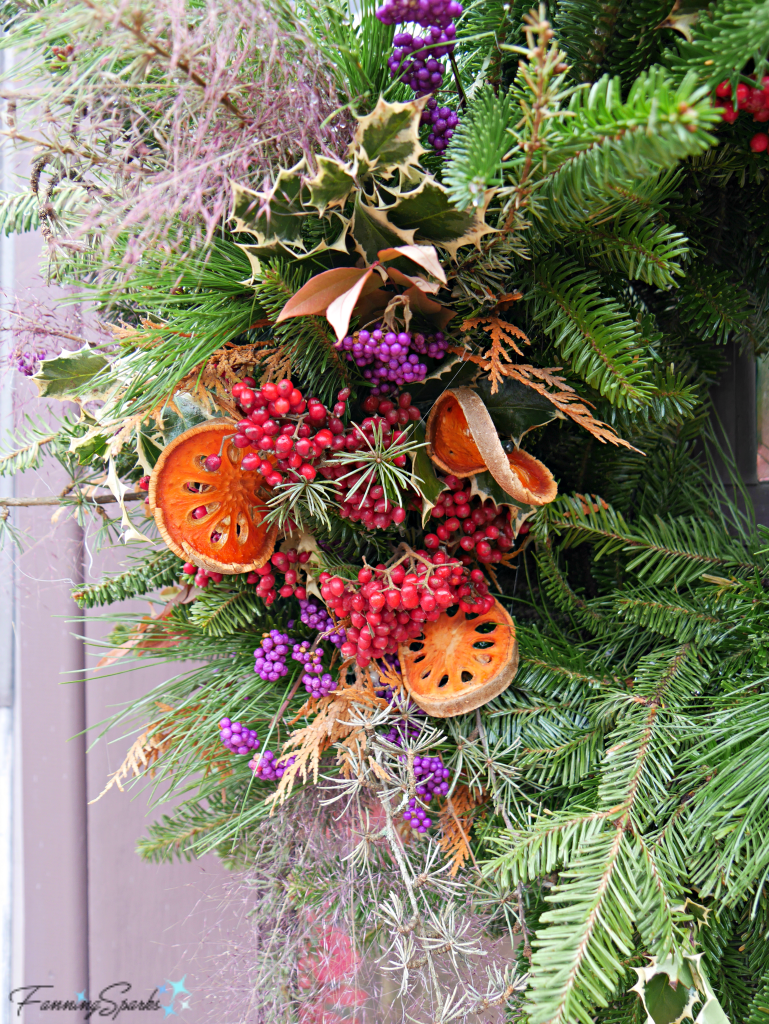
left=148, top=420, right=277, bottom=574
left=399, top=599, right=518, bottom=717
left=426, top=387, right=557, bottom=506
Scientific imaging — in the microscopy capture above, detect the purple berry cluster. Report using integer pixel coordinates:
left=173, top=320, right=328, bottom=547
left=388, top=29, right=455, bottom=96
left=292, top=639, right=337, bottom=699
left=249, top=750, right=296, bottom=781
left=219, top=718, right=260, bottom=755
left=421, top=98, right=460, bottom=152
left=299, top=598, right=346, bottom=648
left=403, top=753, right=451, bottom=832
left=254, top=629, right=291, bottom=682
left=376, top=0, right=462, bottom=29
left=376, top=0, right=462, bottom=152
left=336, top=326, right=449, bottom=389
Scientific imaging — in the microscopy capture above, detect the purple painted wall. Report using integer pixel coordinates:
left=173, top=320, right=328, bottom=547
left=7, top=234, right=238, bottom=1023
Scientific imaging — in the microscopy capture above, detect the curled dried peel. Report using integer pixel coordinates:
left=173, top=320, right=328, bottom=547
left=399, top=600, right=519, bottom=717
left=149, top=420, right=277, bottom=573
left=426, top=387, right=557, bottom=506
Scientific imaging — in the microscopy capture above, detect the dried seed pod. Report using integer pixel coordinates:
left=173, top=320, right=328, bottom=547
left=149, top=420, right=277, bottom=573
left=426, top=388, right=557, bottom=505
left=399, top=600, right=519, bottom=717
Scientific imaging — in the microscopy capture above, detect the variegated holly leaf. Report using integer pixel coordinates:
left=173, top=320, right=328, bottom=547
left=306, top=156, right=356, bottom=215
left=32, top=347, right=109, bottom=400
left=351, top=194, right=415, bottom=262
left=351, top=97, right=426, bottom=178
left=231, top=160, right=309, bottom=248
left=382, top=178, right=497, bottom=258
left=237, top=214, right=349, bottom=276
left=630, top=954, right=729, bottom=1024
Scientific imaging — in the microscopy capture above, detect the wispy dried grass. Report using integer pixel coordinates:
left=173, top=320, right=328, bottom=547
left=3, top=0, right=351, bottom=263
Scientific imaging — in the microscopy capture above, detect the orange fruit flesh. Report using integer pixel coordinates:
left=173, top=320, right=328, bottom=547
left=150, top=422, right=276, bottom=572
left=430, top=398, right=485, bottom=476
left=400, top=601, right=517, bottom=715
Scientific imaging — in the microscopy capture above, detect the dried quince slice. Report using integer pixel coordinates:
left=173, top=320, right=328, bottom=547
left=399, top=599, right=518, bottom=717
left=149, top=420, right=277, bottom=573
left=426, top=387, right=557, bottom=506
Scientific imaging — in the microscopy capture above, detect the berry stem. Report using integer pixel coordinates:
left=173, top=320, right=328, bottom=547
left=448, top=50, right=467, bottom=110
left=268, top=676, right=304, bottom=730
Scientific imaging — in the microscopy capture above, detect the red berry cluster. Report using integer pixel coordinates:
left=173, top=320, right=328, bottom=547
left=205, top=377, right=351, bottom=487
left=182, top=561, right=225, bottom=588
left=181, top=549, right=314, bottom=602
left=424, top=474, right=515, bottom=565
left=714, top=76, right=769, bottom=151
left=319, top=550, right=494, bottom=667
left=318, top=392, right=421, bottom=530
left=245, top=548, right=313, bottom=604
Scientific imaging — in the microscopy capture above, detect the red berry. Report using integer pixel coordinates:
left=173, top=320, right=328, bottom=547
left=751, top=132, right=769, bottom=152
left=424, top=533, right=440, bottom=549
left=299, top=464, right=317, bottom=481
left=241, top=452, right=261, bottom=471
left=358, top=567, right=373, bottom=584
left=239, top=388, right=256, bottom=407
left=138, top=474, right=150, bottom=491
left=289, top=388, right=303, bottom=407
left=314, top=429, right=333, bottom=449
left=233, top=434, right=251, bottom=449
left=275, top=435, right=293, bottom=456
left=276, top=379, right=293, bottom=397
left=182, top=562, right=196, bottom=574
left=232, top=381, right=247, bottom=398
left=262, top=382, right=278, bottom=401
left=736, top=83, right=750, bottom=107
left=274, top=397, right=290, bottom=416
left=715, top=79, right=731, bottom=98
left=192, top=505, right=207, bottom=519
left=295, top=438, right=312, bottom=459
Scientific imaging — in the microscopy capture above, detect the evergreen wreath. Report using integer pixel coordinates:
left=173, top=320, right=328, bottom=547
left=3, top=0, right=769, bottom=1019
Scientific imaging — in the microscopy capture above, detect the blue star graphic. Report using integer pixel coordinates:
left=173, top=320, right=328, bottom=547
left=76, top=991, right=86, bottom=1003
left=163, top=1005, right=176, bottom=1018
left=157, top=984, right=167, bottom=994
left=167, top=977, right=190, bottom=1000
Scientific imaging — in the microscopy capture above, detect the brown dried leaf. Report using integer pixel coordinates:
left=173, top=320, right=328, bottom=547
left=90, top=701, right=233, bottom=803
left=270, top=671, right=388, bottom=808
left=437, top=784, right=485, bottom=877
left=447, top=347, right=642, bottom=453
left=461, top=315, right=529, bottom=394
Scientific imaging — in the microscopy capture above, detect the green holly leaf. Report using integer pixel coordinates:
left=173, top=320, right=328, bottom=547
left=475, top=376, right=561, bottom=445
left=351, top=97, right=426, bottom=178
left=382, top=178, right=497, bottom=257
left=470, top=471, right=531, bottom=514
left=306, top=156, right=356, bottom=215
left=409, top=356, right=479, bottom=409
left=409, top=422, right=447, bottom=523
left=351, top=194, right=414, bottom=263
left=231, top=160, right=309, bottom=247
left=32, top=347, right=109, bottom=400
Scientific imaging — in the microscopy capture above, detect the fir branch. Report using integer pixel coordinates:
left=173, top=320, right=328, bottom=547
left=536, top=493, right=760, bottom=586
left=531, top=256, right=656, bottom=409
left=665, top=0, right=769, bottom=86
left=444, top=86, right=513, bottom=211
left=72, top=549, right=181, bottom=608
